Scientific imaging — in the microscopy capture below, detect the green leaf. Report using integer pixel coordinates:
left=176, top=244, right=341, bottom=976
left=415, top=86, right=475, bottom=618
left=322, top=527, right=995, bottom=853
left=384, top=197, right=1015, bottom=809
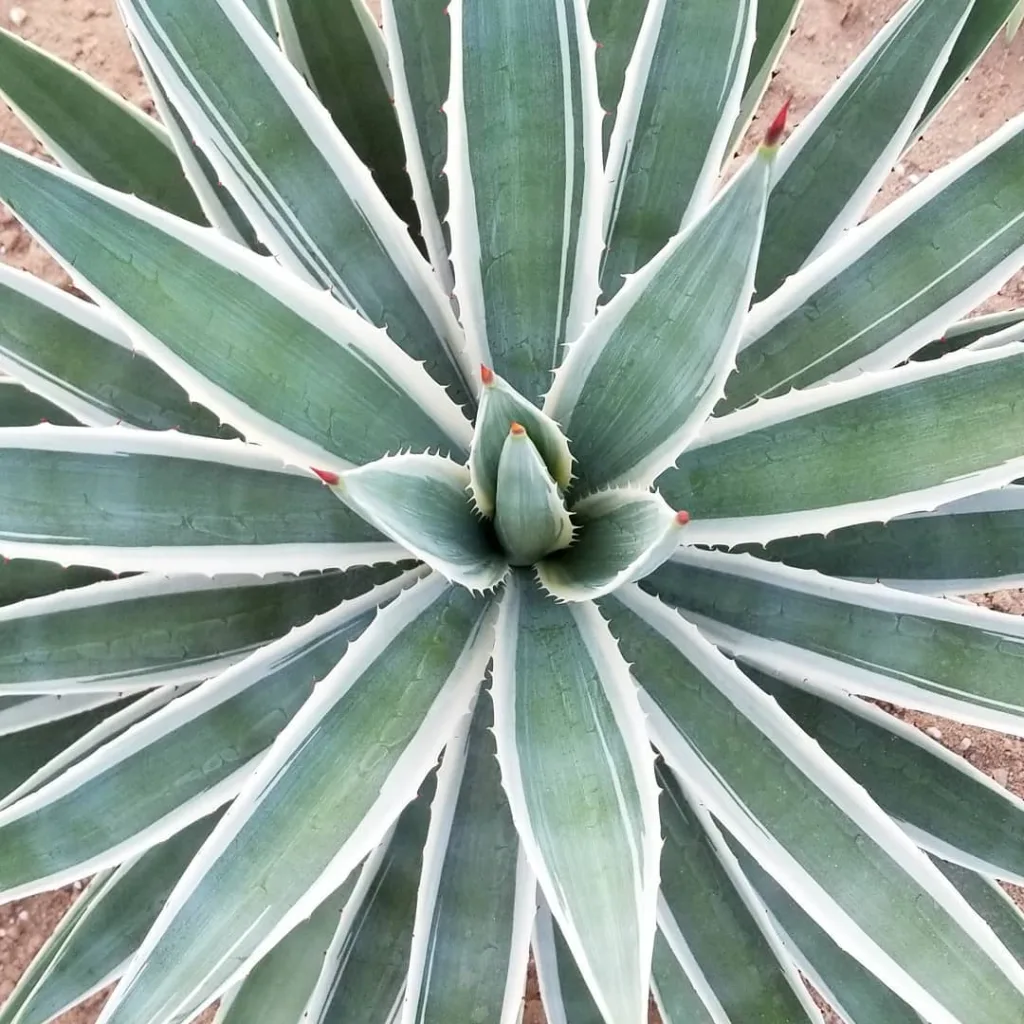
left=748, top=485, right=1024, bottom=594
left=217, top=877, right=358, bottom=1024
left=0, top=565, right=400, bottom=695
left=730, top=0, right=802, bottom=151
left=97, top=575, right=492, bottom=1024
left=313, top=781, right=434, bottom=1024
left=0, top=381, right=79, bottom=428
left=494, top=426, right=573, bottom=567
left=603, top=584, right=1024, bottom=1024
left=0, top=814, right=219, bottom=1024
left=0, top=145, right=472, bottom=468
left=917, top=0, right=1023, bottom=132
left=0, top=700, right=130, bottom=804
left=404, top=693, right=533, bottom=1024
left=588, top=0, right=647, bottom=156
left=748, top=666, right=1024, bottom=884
left=447, top=0, right=603, bottom=401
left=729, top=114, right=1024, bottom=408
left=492, top=574, right=660, bottom=1024
left=548, top=150, right=771, bottom=493
left=656, top=763, right=819, bottom=1024
left=0, top=27, right=203, bottom=222
left=0, top=429, right=397, bottom=573
left=120, top=0, right=470, bottom=403
left=532, top=901, right=604, bottom=1024
left=379, top=0, right=453, bottom=293
left=912, top=308, right=1024, bottom=361
left=0, top=568, right=411, bottom=899
left=726, top=836, right=922, bottom=1024
left=601, top=0, right=755, bottom=297
left=538, top=489, right=683, bottom=602
left=469, top=368, right=573, bottom=518
left=276, top=0, right=419, bottom=233
left=337, top=454, right=508, bottom=590
left=755, top=0, right=974, bottom=298
left=650, top=932, right=717, bottom=1024
left=0, top=264, right=227, bottom=435
left=665, top=347, right=1024, bottom=545
left=642, top=549, right=1024, bottom=736
left=931, top=858, right=1024, bottom=965
left=0, top=559, right=112, bottom=610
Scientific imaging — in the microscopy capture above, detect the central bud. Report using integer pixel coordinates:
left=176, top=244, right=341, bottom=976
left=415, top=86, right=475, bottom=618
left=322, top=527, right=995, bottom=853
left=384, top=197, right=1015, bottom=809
left=492, top=421, right=574, bottom=566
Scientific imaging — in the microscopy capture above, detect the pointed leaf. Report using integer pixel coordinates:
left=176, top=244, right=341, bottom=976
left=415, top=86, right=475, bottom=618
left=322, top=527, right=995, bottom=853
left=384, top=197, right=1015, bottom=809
left=547, top=149, right=771, bottom=492
left=749, top=484, right=1024, bottom=594
left=469, top=368, right=573, bottom=518
left=538, top=489, right=683, bottom=602
left=0, top=264, right=226, bottom=435
left=601, top=0, right=755, bottom=296
left=0, top=26, right=203, bottom=222
left=494, top=426, right=574, bottom=567
left=447, top=0, right=604, bottom=401
left=656, top=763, right=820, bottom=1024
left=0, top=429, right=397, bottom=574
left=492, top=574, right=659, bottom=1024
left=650, top=931, right=718, bottom=1024
left=402, top=693, right=533, bottom=1024
left=0, top=145, right=472, bottom=468
left=603, top=585, right=1024, bottom=1024
left=96, top=576, right=492, bottom=1024
left=0, top=814, right=219, bottom=1024
left=731, top=113, right=1024, bottom=407
left=337, top=453, right=508, bottom=590
left=379, top=0, right=452, bottom=296
left=644, top=549, right=1024, bottom=739
left=119, top=0, right=470, bottom=402
left=275, top=0, right=418, bottom=233
left=532, top=901, right=604, bottom=1024
left=730, top=0, right=802, bottom=151
left=918, top=0, right=1022, bottom=132
left=755, top=0, right=974, bottom=298
left=312, top=783, right=433, bottom=1024
left=748, top=666, right=1024, bottom=884
left=931, top=858, right=1024, bottom=965
left=912, top=308, right=1024, bottom=361
left=665, top=346, right=1024, bottom=546
left=727, top=837, right=922, bottom=1024
left=217, top=877, right=358, bottom=1024
left=0, top=569, right=411, bottom=899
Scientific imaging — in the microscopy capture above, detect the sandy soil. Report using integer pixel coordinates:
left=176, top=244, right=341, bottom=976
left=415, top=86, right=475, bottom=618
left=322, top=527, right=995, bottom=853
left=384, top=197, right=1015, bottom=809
left=1, top=0, right=1024, bottom=1021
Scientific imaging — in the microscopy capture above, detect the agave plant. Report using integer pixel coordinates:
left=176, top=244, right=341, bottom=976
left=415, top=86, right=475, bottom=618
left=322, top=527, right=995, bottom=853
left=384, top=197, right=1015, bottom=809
left=4, top=0, right=1024, bottom=1021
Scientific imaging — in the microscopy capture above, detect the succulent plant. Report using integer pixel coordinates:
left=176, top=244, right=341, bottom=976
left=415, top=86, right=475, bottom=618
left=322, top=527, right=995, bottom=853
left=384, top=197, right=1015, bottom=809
left=2, top=0, right=1024, bottom=1022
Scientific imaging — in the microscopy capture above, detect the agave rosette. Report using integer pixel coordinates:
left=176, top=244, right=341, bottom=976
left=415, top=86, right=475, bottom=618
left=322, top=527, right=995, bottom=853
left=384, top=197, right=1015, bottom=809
left=1, top=0, right=1024, bottom=1022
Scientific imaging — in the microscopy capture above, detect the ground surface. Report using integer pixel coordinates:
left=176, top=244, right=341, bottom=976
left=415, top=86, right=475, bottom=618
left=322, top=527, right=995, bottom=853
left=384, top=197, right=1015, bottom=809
left=0, top=0, right=1023, bottom=1021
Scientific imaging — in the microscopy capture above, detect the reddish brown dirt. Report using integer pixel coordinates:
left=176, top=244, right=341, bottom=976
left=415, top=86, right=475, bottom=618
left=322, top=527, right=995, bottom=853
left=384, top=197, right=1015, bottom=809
left=1, top=1, right=1024, bottom=1022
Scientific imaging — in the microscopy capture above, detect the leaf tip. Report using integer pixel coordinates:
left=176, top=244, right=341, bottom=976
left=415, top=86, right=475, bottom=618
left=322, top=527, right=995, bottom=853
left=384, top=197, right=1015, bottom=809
left=762, top=98, right=791, bottom=151
left=481, top=364, right=495, bottom=386
left=509, top=421, right=526, bottom=436
left=311, top=467, right=341, bottom=486
left=675, top=510, right=691, bottom=526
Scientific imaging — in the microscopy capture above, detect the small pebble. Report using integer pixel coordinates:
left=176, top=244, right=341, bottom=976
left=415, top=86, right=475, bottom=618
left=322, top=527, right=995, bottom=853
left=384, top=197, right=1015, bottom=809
left=925, top=726, right=943, bottom=741
left=908, top=172, right=921, bottom=185
left=993, top=767, right=1010, bottom=787
left=959, top=736, right=973, bottom=752
left=8, top=6, right=26, bottom=26
left=16, top=910, right=28, bottom=922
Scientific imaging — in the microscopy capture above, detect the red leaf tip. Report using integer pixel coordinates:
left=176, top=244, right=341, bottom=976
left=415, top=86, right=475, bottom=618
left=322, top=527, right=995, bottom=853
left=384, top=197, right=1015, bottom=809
left=509, top=422, right=526, bottom=436
left=763, top=98, right=791, bottom=148
left=675, top=510, right=691, bottom=526
left=480, top=364, right=495, bottom=386
left=311, top=467, right=341, bottom=486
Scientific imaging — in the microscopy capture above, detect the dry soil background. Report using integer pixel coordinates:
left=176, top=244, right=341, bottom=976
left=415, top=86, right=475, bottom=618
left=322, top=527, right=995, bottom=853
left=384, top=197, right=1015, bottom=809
left=0, top=1, right=1023, bottom=1022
